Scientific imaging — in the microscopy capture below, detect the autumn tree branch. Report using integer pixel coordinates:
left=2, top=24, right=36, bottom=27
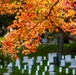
left=27, top=19, right=45, bottom=33
left=27, top=0, right=60, bottom=33
left=47, top=0, right=60, bottom=17
left=56, top=26, right=76, bottom=42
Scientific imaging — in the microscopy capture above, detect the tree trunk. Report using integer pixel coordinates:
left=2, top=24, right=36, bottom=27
left=58, top=33, right=64, bottom=61
left=56, top=26, right=76, bottom=61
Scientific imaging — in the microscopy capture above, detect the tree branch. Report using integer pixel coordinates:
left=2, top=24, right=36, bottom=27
left=56, top=26, right=76, bottom=42
left=47, top=0, right=59, bottom=17
left=27, top=19, right=45, bottom=33
left=26, top=0, right=60, bottom=34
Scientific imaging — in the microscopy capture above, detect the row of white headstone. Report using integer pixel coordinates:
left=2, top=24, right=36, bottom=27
left=60, top=54, right=76, bottom=69
left=59, top=67, right=76, bottom=75
left=21, top=65, right=48, bottom=75
left=19, top=53, right=76, bottom=65
left=3, top=65, right=76, bottom=75
left=2, top=53, right=76, bottom=75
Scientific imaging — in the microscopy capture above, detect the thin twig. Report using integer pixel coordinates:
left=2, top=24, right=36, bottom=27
left=47, top=0, right=59, bottom=17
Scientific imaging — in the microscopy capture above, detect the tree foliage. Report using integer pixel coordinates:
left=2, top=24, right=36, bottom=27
left=0, top=0, right=76, bottom=59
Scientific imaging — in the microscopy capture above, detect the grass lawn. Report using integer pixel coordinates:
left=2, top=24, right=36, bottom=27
left=0, top=55, right=75, bottom=75
left=0, top=37, right=76, bottom=75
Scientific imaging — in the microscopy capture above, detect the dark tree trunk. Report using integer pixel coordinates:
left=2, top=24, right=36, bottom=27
left=58, top=33, right=64, bottom=61
left=56, top=26, right=76, bottom=61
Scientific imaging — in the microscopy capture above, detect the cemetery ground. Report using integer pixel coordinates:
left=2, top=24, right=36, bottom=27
left=0, top=38, right=76, bottom=75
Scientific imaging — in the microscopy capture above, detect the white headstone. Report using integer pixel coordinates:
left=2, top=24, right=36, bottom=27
left=60, top=60, right=66, bottom=67
left=28, top=65, right=32, bottom=70
left=41, top=38, right=47, bottom=44
left=62, top=55, right=65, bottom=59
left=22, top=56, right=29, bottom=63
left=28, top=58, right=34, bottom=65
left=59, top=67, right=62, bottom=73
left=7, top=66, right=14, bottom=73
left=0, top=65, right=3, bottom=69
left=75, top=55, right=76, bottom=59
left=48, top=53, right=57, bottom=63
left=40, top=61, right=43, bottom=66
left=72, top=69, right=75, bottom=75
left=7, top=62, right=13, bottom=69
left=65, top=55, right=72, bottom=63
left=36, top=56, right=42, bottom=63
left=49, top=72, right=56, bottom=75
left=18, top=65, right=21, bottom=70
left=15, top=59, right=20, bottom=67
left=69, top=59, right=76, bottom=68
left=24, top=65, right=27, bottom=70
left=37, top=65, right=40, bottom=71
left=36, top=70, right=38, bottom=75
left=44, top=66, right=47, bottom=71
left=43, top=56, right=46, bottom=60
left=66, top=68, right=69, bottom=74
left=47, top=61, right=50, bottom=66
left=32, top=57, right=34, bottom=60
left=42, top=71, right=45, bottom=75
left=21, top=69, right=24, bottom=74
left=28, top=69, right=31, bottom=74
left=3, top=73, right=11, bottom=75
left=49, top=64, right=55, bottom=72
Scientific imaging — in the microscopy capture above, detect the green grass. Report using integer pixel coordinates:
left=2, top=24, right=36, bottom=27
left=0, top=37, right=76, bottom=75
left=0, top=56, right=76, bottom=75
